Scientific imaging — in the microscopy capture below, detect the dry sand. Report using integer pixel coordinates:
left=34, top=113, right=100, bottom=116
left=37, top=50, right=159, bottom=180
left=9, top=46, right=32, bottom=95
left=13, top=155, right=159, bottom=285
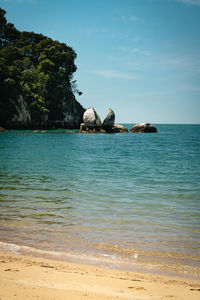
left=0, top=251, right=200, bottom=299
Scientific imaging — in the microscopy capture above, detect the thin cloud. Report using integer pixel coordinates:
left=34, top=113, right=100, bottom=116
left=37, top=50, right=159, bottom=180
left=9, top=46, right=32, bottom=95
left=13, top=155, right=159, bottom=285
left=129, top=16, right=138, bottom=22
left=120, top=15, right=138, bottom=23
left=80, top=27, right=107, bottom=38
left=129, top=91, right=171, bottom=98
left=129, top=85, right=200, bottom=98
left=126, top=61, right=147, bottom=71
left=132, top=36, right=141, bottom=42
left=167, top=55, right=200, bottom=72
left=118, top=46, right=151, bottom=56
left=91, top=70, right=136, bottom=80
left=141, top=50, right=151, bottom=56
left=119, top=46, right=139, bottom=53
left=176, top=0, right=200, bottom=5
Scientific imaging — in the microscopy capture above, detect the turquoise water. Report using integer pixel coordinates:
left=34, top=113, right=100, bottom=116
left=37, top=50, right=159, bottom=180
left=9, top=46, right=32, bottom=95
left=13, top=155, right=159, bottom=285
left=0, top=125, right=200, bottom=278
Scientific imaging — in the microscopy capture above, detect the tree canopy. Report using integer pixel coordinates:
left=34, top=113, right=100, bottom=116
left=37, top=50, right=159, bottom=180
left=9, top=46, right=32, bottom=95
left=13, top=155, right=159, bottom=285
left=0, top=8, right=82, bottom=128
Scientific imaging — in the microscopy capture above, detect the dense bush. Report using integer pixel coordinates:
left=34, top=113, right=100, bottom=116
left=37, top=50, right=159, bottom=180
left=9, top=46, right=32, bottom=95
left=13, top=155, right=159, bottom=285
left=0, top=8, right=82, bottom=128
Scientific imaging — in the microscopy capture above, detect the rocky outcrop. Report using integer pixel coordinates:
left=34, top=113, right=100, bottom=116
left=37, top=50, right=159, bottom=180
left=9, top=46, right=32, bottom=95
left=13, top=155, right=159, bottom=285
left=83, top=107, right=102, bottom=129
left=79, top=123, right=106, bottom=133
left=57, top=89, right=85, bottom=129
left=79, top=108, right=128, bottom=133
left=11, top=95, right=31, bottom=128
left=2, top=92, right=84, bottom=129
left=102, top=108, right=115, bottom=130
left=112, top=124, right=129, bottom=133
left=130, top=123, right=157, bottom=133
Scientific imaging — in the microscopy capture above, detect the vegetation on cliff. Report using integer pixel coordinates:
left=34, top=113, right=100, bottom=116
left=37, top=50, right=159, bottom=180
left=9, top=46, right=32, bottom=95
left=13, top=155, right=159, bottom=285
left=0, top=8, right=84, bottom=128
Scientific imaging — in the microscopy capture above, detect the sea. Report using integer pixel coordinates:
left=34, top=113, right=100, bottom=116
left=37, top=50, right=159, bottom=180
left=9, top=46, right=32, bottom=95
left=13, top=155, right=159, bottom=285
left=0, top=124, right=200, bottom=279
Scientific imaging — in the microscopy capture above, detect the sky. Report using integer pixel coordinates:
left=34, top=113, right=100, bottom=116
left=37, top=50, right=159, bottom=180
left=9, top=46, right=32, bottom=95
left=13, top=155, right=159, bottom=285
left=0, top=0, right=200, bottom=124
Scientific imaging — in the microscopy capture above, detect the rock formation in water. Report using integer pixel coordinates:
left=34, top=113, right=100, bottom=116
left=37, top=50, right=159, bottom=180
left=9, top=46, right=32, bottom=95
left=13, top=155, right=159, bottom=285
left=79, top=108, right=128, bottom=133
left=83, top=107, right=102, bottom=129
left=102, top=108, right=115, bottom=131
left=112, top=124, right=129, bottom=133
left=130, top=123, right=157, bottom=133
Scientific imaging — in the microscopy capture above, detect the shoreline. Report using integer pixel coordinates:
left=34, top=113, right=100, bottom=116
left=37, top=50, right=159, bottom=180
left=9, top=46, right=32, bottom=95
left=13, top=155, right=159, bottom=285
left=0, top=250, right=200, bottom=300
left=1, top=240, right=200, bottom=281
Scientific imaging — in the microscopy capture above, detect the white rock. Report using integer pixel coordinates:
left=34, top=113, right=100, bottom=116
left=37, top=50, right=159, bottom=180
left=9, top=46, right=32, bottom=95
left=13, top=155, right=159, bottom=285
left=83, top=107, right=102, bottom=128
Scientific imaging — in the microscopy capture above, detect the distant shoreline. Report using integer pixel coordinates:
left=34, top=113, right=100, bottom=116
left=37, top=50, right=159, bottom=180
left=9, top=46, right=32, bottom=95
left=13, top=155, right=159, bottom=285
left=1, top=123, right=200, bottom=131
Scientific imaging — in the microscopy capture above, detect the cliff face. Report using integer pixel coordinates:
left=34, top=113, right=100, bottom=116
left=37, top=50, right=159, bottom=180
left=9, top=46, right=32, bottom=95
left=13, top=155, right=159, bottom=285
left=61, top=89, right=85, bottom=129
left=6, top=92, right=84, bottom=129
left=11, top=95, right=31, bottom=127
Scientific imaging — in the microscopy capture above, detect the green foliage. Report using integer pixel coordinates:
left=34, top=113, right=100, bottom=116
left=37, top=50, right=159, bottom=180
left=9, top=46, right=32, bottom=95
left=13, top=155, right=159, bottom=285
left=37, top=59, right=55, bottom=73
left=21, top=68, right=49, bottom=120
left=0, top=7, right=80, bottom=128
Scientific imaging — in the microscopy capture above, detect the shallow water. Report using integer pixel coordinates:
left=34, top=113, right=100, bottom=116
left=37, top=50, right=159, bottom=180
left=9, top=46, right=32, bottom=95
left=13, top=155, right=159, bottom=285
left=0, top=125, right=200, bottom=278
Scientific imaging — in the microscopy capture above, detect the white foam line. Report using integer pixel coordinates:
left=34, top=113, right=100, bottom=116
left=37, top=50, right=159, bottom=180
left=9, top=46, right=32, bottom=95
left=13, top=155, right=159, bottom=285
left=0, top=241, right=20, bottom=253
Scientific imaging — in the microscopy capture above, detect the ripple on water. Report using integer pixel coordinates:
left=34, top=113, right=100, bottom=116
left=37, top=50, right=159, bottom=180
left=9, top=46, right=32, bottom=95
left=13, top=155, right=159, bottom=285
left=0, top=125, right=200, bottom=278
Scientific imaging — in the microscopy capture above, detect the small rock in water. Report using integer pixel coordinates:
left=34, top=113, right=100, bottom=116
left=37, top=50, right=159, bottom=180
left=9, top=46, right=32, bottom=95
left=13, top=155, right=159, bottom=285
left=113, top=124, right=129, bottom=133
left=130, top=123, right=157, bottom=133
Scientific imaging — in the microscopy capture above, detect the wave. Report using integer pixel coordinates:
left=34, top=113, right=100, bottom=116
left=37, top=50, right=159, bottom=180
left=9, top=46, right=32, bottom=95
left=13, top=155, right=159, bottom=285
left=0, top=240, right=200, bottom=280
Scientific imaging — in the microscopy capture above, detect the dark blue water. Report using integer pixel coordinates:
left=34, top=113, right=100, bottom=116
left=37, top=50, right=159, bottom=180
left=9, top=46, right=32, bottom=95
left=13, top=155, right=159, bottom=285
left=0, top=125, right=200, bottom=278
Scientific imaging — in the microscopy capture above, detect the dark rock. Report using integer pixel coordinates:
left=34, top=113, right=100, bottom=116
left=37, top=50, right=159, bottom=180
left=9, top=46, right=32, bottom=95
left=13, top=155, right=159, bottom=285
left=78, top=127, right=106, bottom=134
left=99, top=128, right=106, bottom=133
left=61, top=89, right=85, bottom=128
left=2, top=91, right=84, bottom=130
left=112, top=124, right=129, bottom=133
left=79, top=123, right=128, bottom=134
left=79, top=123, right=87, bottom=131
left=130, top=123, right=157, bottom=133
left=102, top=108, right=115, bottom=130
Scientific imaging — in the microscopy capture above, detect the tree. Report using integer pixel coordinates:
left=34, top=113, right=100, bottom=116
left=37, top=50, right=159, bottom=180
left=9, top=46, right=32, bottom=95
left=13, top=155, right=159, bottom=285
left=0, top=7, right=83, bottom=128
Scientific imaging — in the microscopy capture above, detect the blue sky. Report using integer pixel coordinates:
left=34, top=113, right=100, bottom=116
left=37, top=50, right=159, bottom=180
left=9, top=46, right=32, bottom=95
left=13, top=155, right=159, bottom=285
left=1, top=0, right=200, bottom=123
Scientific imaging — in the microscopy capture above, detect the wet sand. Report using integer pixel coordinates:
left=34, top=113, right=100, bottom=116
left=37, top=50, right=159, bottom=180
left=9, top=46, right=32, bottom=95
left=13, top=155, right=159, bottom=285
left=0, top=251, right=200, bottom=299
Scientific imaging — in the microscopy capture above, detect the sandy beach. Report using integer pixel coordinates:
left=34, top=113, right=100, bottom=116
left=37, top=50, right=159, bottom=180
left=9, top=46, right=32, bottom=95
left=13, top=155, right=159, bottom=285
left=0, top=251, right=199, bottom=300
